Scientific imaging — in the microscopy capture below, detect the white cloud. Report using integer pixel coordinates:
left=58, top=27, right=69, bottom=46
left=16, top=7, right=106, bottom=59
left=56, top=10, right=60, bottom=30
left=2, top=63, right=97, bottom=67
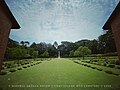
left=5, top=0, right=119, bottom=44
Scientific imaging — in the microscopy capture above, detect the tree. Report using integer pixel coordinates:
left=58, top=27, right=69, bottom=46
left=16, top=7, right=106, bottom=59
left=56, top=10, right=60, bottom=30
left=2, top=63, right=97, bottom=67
left=98, top=30, right=116, bottom=54
left=53, top=41, right=58, bottom=49
left=11, top=47, right=28, bottom=59
left=42, top=51, right=49, bottom=58
left=31, top=51, right=38, bottom=60
left=24, top=41, right=30, bottom=47
left=30, top=42, right=36, bottom=48
left=69, top=50, right=74, bottom=57
left=75, top=46, right=91, bottom=59
left=7, top=38, right=19, bottom=48
left=20, top=41, right=24, bottom=46
left=74, top=50, right=80, bottom=57
left=59, top=41, right=77, bottom=57
left=88, top=39, right=98, bottom=54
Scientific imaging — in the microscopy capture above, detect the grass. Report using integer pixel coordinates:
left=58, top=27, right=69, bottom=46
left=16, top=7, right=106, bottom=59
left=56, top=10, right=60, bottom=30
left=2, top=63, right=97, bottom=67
left=79, top=60, right=120, bottom=75
left=0, top=58, right=120, bottom=90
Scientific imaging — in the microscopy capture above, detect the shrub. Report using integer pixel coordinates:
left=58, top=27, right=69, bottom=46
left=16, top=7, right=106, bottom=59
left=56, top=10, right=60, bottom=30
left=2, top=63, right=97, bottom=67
left=7, top=66, right=11, bottom=68
left=2, top=67, right=5, bottom=70
left=9, top=69, right=16, bottom=72
left=74, top=61, right=78, bottom=63
left=0, top=71, right=7, bottom=75
left=93, top=59, right=98, bottom=62
left=37, top=62, right=42, bottom=64
left=109, top=60, right=116, bottom=64
left=21, top=63, right=24, bottom=65
left=86, top=65, right=91, bottom=67
left=97, top=54, right=103, bottom=59
left=24, top=62, right=28, bottom=65
left=17, top=68, right=22, bottom=70
left=81, top=64, right=84, bottom=65
left=116, top=60, right=120, bottom=65
left=83, top=64, right=87, bottom=66
left=27, top=65, right=30, bottom=67
left=107, top=64, right=115, bottom=68
left=105, top=70, right=113, bottom=74
left=96, top=63, right=101, bottom=66
left=91, top=67, right=96, bottom=69
left=18, top=64, right=21, bottom=66
left=92, top=62, right=97, bottom=65
left=113, top=73, right=119, bottom=76
left=86, top=61, right=90, bottom=63
left=31, top=64, right=33, bottom=66
left=23, top=66, right=27, bottom=68
left=96, top=68, right=102, bottom=71
left=116, top=66, right=120, bottom=69
left=90, top=62, right=93, bottom=64
left=102, top=63, right=107, bottom=66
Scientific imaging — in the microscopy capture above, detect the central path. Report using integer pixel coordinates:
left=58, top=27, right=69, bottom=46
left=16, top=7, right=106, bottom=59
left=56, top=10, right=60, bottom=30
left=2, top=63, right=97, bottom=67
left=0, top=58, right=120, bottom=90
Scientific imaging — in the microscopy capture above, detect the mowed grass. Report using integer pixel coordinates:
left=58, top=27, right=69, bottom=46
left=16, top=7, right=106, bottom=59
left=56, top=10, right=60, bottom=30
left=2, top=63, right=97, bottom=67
left=0, top=58, right=120, bottom=90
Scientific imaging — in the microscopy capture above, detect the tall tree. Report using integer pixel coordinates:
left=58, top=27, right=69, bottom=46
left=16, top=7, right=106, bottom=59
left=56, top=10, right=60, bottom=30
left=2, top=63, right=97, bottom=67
left=75, top=46, right=91, bottom=59
left=20, top=41, right=24, bottom=46
left=53, top=41, right=58, bottom=49
left=98, top=30, right=116, bottom=53
left=24, top=41, right=30, bottom=46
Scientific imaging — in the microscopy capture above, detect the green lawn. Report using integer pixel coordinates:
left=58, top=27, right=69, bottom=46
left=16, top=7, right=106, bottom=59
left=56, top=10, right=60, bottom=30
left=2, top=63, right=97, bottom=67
left=0, top=58, right=120, bottom=90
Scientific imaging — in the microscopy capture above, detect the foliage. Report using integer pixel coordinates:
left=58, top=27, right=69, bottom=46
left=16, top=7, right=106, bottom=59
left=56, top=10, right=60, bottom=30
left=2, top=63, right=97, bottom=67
left=31, top=51, right=38, bottom=60
left=41, top=51, right=49, bottom=57
left=7, top=38, right=19, bottom=48
left=69, top=50, right=74, bottom=57
left=5, top=30, right=117, bottom=59
left=74, top=46, right=91, bottom=59
left=97, top=54, right=103, bottom=59
left=0, top=71, right=7, bottom=75
left=5, top=47, right=29, bottom=59
left=98, top=30, right=116, bottom=53
left=105, top=70, right=113, bottom=74
left=30, top=42, right=57, bottom=57
left=0, top=58, right=120, bottom=90
left=17, top=68, right=22, bottom=70
left=107, top=64, right=115, bottom=68
left=96, top=68, right=102, bottom=71
left=53, top=41, right=58, bottom=49
left=116, top=66, right=120, bottom=69
left=74, top=50, right=80, bottom=57
left=23, top=66, right=27, bottom=68
left=116, top=60, right=120, bottom=65
left=91, top=66, right=96, bottom=69
left=9, top=69, right=16, bottom=72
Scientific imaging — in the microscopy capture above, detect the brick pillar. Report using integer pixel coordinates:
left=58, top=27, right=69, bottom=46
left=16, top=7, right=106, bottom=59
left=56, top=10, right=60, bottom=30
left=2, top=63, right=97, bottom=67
left=0, top=5, right=12, bottom=72
left=111, top=12, right=120, bottom=63
left=112, top=28, right=120, bottom=63
left=0, top=28, right=11, bottom=72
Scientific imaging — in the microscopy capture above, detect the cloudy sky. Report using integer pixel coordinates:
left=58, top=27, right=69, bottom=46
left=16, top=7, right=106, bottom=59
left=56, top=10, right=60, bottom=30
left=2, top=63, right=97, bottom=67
left=5, top=0, right=119, bottom=44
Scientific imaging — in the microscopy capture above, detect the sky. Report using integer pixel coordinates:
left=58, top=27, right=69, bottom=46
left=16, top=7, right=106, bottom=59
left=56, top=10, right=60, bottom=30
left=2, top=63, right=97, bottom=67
left=5, top=0, right=120, bottom=45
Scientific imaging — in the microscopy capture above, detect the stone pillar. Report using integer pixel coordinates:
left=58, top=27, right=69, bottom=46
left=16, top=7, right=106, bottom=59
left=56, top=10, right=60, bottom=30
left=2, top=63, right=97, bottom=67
left=0, top=5, right=12, bottom=72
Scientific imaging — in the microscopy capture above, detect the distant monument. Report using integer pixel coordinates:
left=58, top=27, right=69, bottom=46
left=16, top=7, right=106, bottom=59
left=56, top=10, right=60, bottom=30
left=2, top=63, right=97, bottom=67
left=58, top=51, right=60, bottom=58
left=53, top=41, right=60, bottom=58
